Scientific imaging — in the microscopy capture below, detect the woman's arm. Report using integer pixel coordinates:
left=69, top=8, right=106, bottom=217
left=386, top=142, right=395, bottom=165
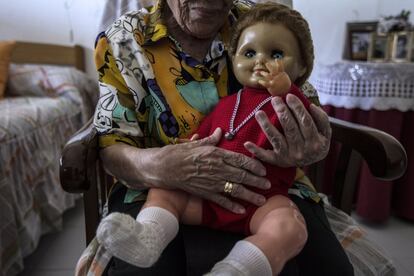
left=100, top=128, right=271, bottom=214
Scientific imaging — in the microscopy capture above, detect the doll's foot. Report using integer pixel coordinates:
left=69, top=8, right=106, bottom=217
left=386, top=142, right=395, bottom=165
left=205, top=241, right=272, bottom=276
left=96, top=212, right=163, bottom=267
left=204, top=261, right=247, bottom=276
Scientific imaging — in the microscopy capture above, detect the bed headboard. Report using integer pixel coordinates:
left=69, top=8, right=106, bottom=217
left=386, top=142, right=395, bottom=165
left=10, top=41, right=85, bottom=72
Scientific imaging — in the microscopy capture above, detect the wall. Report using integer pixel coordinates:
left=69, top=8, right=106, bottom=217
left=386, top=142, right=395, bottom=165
left=0, top=0, right=413, bottom=80
left=294, top=0, right=414, bottom=82
left=0, top=0, right=104, bottom=77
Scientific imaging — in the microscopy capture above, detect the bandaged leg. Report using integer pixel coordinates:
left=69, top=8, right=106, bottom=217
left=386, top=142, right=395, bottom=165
left=96, top=207, right=178, bottom=267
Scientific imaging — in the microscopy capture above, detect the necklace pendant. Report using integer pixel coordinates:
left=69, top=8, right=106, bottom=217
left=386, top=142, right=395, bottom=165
left=224, top=131, right=235, bottom=140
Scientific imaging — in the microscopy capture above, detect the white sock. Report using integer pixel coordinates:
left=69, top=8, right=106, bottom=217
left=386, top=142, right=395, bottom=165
left=209, top=240, right=272, bottom=276
left=96, top=207, right=178, bottom=267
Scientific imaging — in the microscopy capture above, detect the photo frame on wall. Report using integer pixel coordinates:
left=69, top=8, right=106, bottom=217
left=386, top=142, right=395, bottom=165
left=368, top=33, right=391, bottom=62
left=411, top=32, right=414, bottom=62
left=343, top=21, right=378, bottom=61
left=391, top=31, right=413, bottom=62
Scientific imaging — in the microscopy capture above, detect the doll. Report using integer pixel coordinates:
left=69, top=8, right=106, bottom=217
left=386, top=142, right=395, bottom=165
left=97, top=3, right=315, bottom=275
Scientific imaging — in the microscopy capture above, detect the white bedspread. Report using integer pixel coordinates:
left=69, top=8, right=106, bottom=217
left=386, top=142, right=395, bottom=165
left=0, top=64, right=98, bottom=276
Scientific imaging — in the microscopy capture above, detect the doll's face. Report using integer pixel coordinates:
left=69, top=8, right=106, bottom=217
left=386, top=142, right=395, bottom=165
left=232, top=22, right=306, bottom=88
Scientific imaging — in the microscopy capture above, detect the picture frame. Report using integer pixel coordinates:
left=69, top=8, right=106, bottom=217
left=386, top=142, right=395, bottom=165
left=368, top=33, right=391, bottom=62
left=390, top=31, right=413, bottom=62
left=411, top=32, right=414, bottom=62
left=343, top=21, right=378, bottom=61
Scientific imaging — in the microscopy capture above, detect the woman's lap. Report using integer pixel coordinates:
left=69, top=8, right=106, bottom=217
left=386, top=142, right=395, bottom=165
left=103, top=184, right=353, bottom=276
left=291, top=195, right=354, bottom=275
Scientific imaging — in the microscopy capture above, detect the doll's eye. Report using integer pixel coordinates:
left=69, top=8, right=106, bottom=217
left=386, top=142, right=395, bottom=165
left=244, top=50, right=256, bottom=58
left=271, top=50, right=284, bottom=59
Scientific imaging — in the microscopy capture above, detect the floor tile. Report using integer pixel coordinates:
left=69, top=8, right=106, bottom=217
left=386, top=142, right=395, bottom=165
left=396, top=258, right=414, bottom=276
left=354, top=215, right=414, bottom=259
left=21, top=199, right=85, bottom=274
left=63, top=198, right=85, bottom=229
left=352, top=213, right=414, bottom=275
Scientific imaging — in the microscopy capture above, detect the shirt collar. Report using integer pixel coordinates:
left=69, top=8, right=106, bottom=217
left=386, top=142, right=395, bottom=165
left=142, top=0, right=168, bottom=45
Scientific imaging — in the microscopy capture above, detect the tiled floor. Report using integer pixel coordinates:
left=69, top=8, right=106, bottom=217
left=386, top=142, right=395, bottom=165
left=19, top=199, right=86, bottom=276
left=352, top=214, right=414, bottom=276
left=19, top=199, right=414, bottom=275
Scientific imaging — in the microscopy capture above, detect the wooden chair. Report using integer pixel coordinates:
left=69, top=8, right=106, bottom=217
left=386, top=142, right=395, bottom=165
left=60, top=116, right=407, bottom=246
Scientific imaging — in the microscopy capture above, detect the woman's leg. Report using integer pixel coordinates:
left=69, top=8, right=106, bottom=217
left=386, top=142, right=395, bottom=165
left=209, top=195, right=307, bottom=276
left=291, top=195, right=354, bottom=276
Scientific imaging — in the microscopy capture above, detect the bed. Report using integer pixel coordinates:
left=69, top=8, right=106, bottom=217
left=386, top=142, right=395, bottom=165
left=0, top=41, right=98, bottom=276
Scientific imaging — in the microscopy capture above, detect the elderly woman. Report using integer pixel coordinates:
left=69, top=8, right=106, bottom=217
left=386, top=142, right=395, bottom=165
left=92, top=0, right=353, bottom=275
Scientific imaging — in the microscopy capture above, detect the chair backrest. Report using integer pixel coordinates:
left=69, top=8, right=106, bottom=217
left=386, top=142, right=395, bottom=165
left=60, top=117, right=407, bottom=245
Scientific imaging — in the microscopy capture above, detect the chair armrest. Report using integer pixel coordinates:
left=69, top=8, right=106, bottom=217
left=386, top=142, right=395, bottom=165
left=60, top=118, right=98, bottom=193
left=329, top=117, right=407, bottom=181
left=307, top=116, right=407, bottom=214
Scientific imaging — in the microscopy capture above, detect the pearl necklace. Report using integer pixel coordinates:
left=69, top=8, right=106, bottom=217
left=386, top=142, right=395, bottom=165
left=224, top=89, right=273, bottom=140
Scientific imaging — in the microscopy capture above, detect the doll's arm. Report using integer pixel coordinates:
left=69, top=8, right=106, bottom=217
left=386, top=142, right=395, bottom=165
left=258, top=59, right=291, bottom=97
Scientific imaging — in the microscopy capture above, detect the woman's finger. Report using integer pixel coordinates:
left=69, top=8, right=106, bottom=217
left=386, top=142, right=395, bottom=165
left=203, top=192, right=246, bottom=214
left=271, top=96, right=303, bottom=156
left=186, top=127, right=222, bottom=148
left=285, top=94, right=318, bottom=142
left=190, top=133, right=200, bottom=141
left=228, top=183, right=266, bottom=206
left=203, top=151, right=270, bottom=190
left=244, top=141, right=279, bottom=165
left=310, top=104, right=332, bottom=140
left=219, top=148, right=267, bottom=177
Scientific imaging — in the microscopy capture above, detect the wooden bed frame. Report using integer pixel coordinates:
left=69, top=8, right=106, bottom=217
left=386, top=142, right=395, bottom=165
left=10, top=41, right=85, bottom=71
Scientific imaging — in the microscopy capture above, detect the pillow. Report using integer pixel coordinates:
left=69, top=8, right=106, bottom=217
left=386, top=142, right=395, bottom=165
left=0, top=40, right=16, bottom=99
left=7, top=63, right=80, bottom=97
left=7, top=63, right=99, bottom=121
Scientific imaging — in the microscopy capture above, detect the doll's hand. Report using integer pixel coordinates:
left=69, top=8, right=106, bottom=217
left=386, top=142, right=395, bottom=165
left=258, top=59, right=291, bottom=96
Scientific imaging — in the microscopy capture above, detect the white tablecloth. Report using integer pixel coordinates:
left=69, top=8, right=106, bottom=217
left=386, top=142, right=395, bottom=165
left=313, top=61, right=414, bottom=111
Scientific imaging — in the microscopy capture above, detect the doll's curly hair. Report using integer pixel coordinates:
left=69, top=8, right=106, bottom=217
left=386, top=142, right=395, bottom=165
left=229, top=2, right=314, bottom=86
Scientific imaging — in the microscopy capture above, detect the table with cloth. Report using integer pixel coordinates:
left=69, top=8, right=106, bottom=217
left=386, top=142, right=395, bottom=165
left=313, top=61, right=414, bottom=222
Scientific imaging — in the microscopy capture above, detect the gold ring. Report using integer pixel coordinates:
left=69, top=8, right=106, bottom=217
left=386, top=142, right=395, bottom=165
left=224, top=181, right=234, bottom=194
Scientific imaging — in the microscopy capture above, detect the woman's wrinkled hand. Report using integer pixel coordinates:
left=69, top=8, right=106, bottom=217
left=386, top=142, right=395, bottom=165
left=244, top=94, right=331, bottom=167
left=151, top=128, right=271, bottom=214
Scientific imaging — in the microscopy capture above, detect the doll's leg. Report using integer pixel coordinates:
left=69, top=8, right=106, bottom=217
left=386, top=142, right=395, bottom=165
left=97, top=188, right=202, bottom=267
left=209, top=195, right=307, bottom=276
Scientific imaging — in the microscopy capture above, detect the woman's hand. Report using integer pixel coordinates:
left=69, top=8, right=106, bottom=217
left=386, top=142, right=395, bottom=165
left=244, top=95, right=331, bottom=167
left=149, top=128, right=271, bottom=214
